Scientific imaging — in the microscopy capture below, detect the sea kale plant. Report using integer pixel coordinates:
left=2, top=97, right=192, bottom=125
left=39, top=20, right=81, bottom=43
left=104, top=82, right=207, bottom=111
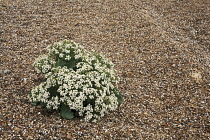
left=28, top=40, right=123, bottom=122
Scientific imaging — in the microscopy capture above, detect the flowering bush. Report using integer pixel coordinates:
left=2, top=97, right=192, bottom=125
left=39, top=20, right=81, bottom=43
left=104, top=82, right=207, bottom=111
left=28, top=40, right=123, bottom=122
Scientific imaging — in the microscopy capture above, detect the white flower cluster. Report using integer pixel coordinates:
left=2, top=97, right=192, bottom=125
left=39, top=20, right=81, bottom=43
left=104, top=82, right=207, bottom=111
left=29, top=40, right=121, bottom=122
left=33, top=55, right=54, bottom=74
left=47, top=40, right=84, bottom=61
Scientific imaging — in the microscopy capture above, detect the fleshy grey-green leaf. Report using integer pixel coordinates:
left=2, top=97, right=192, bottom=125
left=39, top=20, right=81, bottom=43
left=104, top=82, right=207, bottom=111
left=60, top=103, right=74, bottom=119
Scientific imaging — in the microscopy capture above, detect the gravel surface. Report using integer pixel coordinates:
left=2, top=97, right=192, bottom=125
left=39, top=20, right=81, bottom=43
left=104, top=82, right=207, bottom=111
left=0, top=0, right=209, bottom=139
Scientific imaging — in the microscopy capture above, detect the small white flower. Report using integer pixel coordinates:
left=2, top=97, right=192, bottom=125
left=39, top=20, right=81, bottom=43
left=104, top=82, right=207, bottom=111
left=59, top=53, right=64, bottom=58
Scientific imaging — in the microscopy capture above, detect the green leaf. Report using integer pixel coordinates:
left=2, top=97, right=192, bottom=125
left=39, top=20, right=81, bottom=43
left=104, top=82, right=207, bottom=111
left=55, top=57, right=77, bottom=70
left=66, top=59, right=76, bottom=69
left=116, top=93, right=123, bottom=107
left=31, top=102, right=38, bottom=106
left=40, top=102, right=47, bottom=108
left=113, top=88, right=123, bottom=107
left=60, top=103, right=74, bottom=119
left=55, top=58, right=65, bottom=67
left=47, top=86, right=59, bottom=97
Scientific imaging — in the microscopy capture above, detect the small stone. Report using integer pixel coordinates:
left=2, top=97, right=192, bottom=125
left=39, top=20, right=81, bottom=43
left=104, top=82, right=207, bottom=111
left=201, top=101, right=205, bottom=104
left=23, top=78, right=27, bottom=83
left=27, top=136, right=33, bottom=139
left=3, top=70, right=10, bottom=74
left=14, top=127, right=21, bottom=131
